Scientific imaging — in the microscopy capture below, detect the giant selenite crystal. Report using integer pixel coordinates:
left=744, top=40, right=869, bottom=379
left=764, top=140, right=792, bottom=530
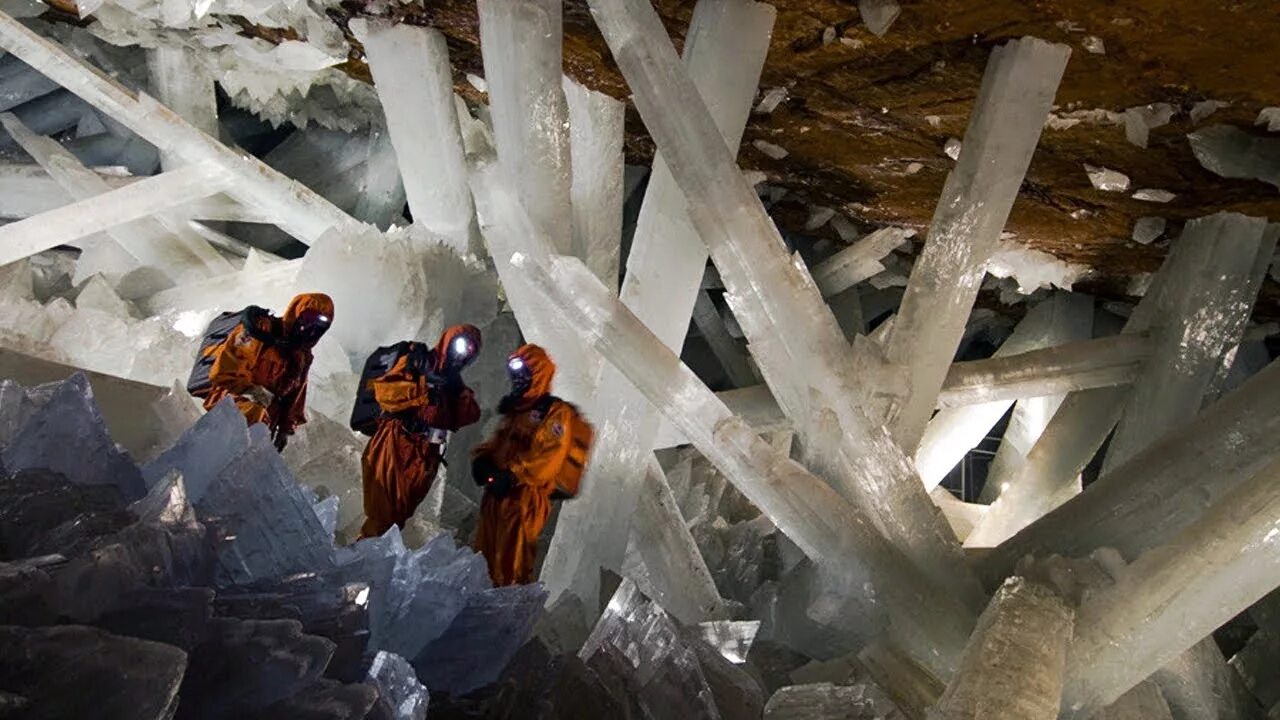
left=876, top=38, right=1071, bottom=450
left=585, top=0, right=985, bottom=612
left=353, top=19, right=474, bottom=253
left=539, top=0, right=776, bottom=615
left=928, top=577, right=1074, bottom=720
left=564, top=76, right=625, bottom=292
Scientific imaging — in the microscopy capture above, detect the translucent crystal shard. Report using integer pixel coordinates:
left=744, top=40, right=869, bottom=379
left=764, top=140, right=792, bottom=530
left=914, top=292, right=1092, bottom=489
left=976, top=358, right=1280, bottom=586
left=1060, top=453, right=1280, bottom=718
left=696, top=619, right=759, bottom=664
left=565, top=76, right=625, bottom=292
left=810, top=226, right=914, bottom=297
left=585, top=0, right=984, bottom=610
left=929, top=577, right=1073, bottom=720
left=876, top=38, right=1071, bottom=449
left=936, top=332, right=1150, bottom=408
left=537, top=0, right=776, bottom=613
left=1188, top=125, right=1280, bottom=190
left=477, top=0, right=572, bottom=253
left=857, top=0, right=901, bottom=37
left=0, top=12, right=363, bottom=244
left=366, top=651, right=429, bottom=720
left=353, top=20, right=474, bottom=253
left=2, top=372, right=145, bottom=500
left=1101, top=213, right=1274, bottom=473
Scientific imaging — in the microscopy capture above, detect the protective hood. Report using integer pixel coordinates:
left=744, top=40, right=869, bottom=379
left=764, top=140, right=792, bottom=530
left=434, top=324, right=483, bottom=373
left=510, top=343, right=555, bottom=400
left=281, top=293, right=334, bottom=346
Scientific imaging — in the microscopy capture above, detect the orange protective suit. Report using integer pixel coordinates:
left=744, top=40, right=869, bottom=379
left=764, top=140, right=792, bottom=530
left=203, top=293, right=334, bottom=438
left=359, top=325, right=482, bottom=539
left=472, top=344, right=581, bottom=586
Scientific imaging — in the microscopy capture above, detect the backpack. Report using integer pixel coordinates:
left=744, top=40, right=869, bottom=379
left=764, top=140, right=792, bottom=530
left=186, top=306, right=273, bottom=399
left=350, top=341, right=432, bottom=436
left=536, top=395, right=595, bottom=500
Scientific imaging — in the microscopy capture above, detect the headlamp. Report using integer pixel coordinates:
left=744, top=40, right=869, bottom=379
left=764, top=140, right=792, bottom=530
left=508, top=357, right=525, bottom=372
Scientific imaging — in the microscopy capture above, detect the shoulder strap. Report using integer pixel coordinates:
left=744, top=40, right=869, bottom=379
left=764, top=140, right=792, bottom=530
left=240, top=305, right=280, bottom=345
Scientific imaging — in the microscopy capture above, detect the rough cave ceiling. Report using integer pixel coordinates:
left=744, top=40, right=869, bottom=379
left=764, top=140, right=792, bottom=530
left=40, top=0, right=1280, bottom=318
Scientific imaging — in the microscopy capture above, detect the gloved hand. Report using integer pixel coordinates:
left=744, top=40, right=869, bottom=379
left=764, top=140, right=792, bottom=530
left=244, top=385, right=275, bottom=407
left=472, top=455, right=499, bottom=487
left=271, top=425, right=291, bottom=452
left=497, top=392, right=522, bottom=415
left=484, top=469, right=515, bottom=499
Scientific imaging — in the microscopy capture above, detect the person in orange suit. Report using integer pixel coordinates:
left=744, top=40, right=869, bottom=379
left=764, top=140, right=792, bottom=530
left=203, top=293, right=334, bottom=452
left=471, top=344, right=592, bottom=586
left=358, top=325, right=483, bottom=540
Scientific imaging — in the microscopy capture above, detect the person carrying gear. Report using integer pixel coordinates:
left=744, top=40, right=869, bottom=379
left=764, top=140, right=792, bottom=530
left=199, top=293, right=334, bottom=452
left=357, top=325, right=483, bottom=540
left=471, top=344, right=595, bottom=586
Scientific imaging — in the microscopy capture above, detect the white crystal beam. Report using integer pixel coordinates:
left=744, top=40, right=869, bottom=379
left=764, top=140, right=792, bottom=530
left=564, top=76, right=625, bottom=292
left=538, top=0, right=776, bottom=612
left=1100, top=213, right=1275, bottom=473
left=0, top=164, right=271, bottom=223
left=876, top=39, right=1071, bottom=450
left=977, top=357, right=1280, bottom=586
left=929, top=577, right=1074, bottom=720
left=516, top=249, right=976, bottom=679
left=936, top=332, right=1150, bottom=408
left=1, top=112, right=232, bottom=278
left=145, top=45, right=218, bottom=171
left=0, top=11, right=363, bottom=244
left=0, top=160, right=229, bottom=267
left=914, top=292, right=1092, bottom=490
left=585, top=0, right=984, bottom=608
left=1060, top=453, right=1280, bottom=719
left=353, top=20, right=474, bottom=253
left=477, top=0, right=572, bottom=254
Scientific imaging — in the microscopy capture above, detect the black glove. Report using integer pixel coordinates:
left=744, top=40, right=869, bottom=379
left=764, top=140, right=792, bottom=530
left=484, top=469, right=515, bottom=499
left=271, top=425, right=290, bottom=452
left=497, top=393, right=521, bottom=415
left=472, top=455, right=499, bottom=486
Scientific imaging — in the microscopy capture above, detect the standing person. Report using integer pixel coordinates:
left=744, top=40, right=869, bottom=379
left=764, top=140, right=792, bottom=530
left=471, top=344, right=594, bottom=586
left=198, top=292, right=334, bottom=452
left=357, top=325, right=483, bottom=540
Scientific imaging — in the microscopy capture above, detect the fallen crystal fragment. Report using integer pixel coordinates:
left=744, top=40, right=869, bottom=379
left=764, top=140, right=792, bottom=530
left=366, top=651, right=429, bottom=720
left=805, top=205, right=836, bottom=231
left=697, top=620, right=761, bottom=664
left=0, top=625, right=187, bottom=720
left=943, top=137, right=962, bottom=159
left=822, top=26, right=837, bottom=45
left=1083, top=35, right=1105, bottom=54
left=1132, top=188, right=1175, bottom=203
left=858, top=0, right=901, bottom=37
left=1256, top=106, right=1280, bottom=132
left=413, top=583, right=546, bottom=696
left=987, top=241, right=1090, bottom=292
left=765, top=682, right=907, bottom=719
left=811, top=227, right=914, bottom=297
left=756, top=86, right=788, bottom=114
left=1084, top=164, right=1130, bottom=192
left=1123, top=103, right=1174, bottom=148
left=1189, top=99, right=1228, bottom=124
left=465, top=73, right=487, bottom=93
left=1131, top=216, right=1166, bottom=245
left=1188, top=124, right=1280, bottom=189
left=2, top=373, right=145, bottom=500
left=754, top=138, right=789, bottom=159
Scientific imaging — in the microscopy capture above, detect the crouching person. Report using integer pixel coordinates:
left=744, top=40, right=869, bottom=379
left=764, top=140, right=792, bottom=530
left=471, top=344, right=594, bottom=586
left=191, top=293, right=334, bottom=452
left=354, top=325, right=483, bottom=540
